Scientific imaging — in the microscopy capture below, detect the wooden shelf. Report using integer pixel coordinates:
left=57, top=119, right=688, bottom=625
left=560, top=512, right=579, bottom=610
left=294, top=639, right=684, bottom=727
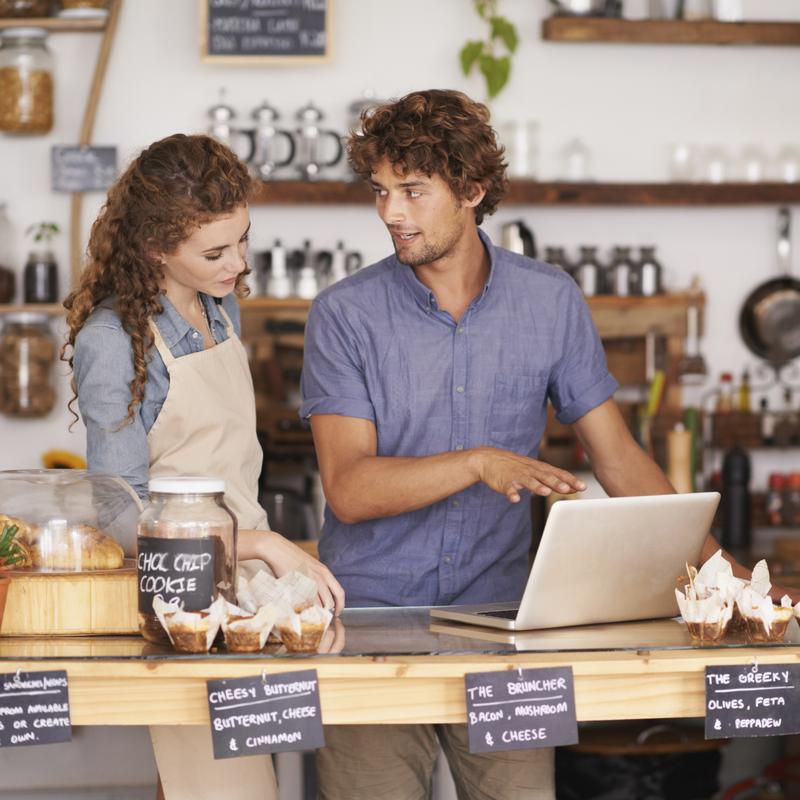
left=0, top=303, right=64, bottom=315
left=240, top=297, right=312, bottom=311
left=250, top=180, right=372, bottom=205
left=0, top=16, right=107, bottom=33
left=249, top=179, right=800, bottom=207
left=541, top=17, right=800, bottom=46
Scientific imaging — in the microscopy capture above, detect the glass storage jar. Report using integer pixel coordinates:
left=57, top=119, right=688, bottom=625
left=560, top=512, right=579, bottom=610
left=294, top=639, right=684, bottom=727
left=137, top=477, right=237, bottom=644
left=23, top=248, right=58, bottom=302
left=0, top=312, right=56, bottom=417
left=0, top=0, right=51, bottom=17
left=0, top=28, right=53, bottom=135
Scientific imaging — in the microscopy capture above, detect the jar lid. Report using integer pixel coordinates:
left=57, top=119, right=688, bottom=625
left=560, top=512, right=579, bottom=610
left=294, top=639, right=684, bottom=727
left=1, top=28, right=48, bottom=39
left=148, top=476, right=225, bottom=494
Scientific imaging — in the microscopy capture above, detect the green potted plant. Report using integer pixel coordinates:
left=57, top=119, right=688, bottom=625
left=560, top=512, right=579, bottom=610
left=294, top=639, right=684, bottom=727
left=24, top=221, right=60, bottom=303
left=460, top=0, right=519, bottom=100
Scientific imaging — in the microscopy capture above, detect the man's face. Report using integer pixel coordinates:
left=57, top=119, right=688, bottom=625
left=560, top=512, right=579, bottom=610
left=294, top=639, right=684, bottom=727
left=369, top=159, right=472, bottom=268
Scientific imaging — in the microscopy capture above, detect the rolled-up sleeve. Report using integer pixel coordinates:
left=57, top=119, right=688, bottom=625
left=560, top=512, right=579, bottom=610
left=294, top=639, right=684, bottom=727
left=74, top=322, right=150, bottom=500
left=299, top=298, right=375, bottom=422
left=548, top=282, right=619, bottom=425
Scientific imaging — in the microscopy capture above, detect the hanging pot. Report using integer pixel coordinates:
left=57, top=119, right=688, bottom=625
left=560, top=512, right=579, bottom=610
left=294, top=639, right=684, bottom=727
left=739, top=207, right=800, bottom=369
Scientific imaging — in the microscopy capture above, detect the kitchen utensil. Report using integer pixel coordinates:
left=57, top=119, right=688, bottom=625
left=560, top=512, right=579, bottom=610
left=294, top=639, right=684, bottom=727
left=501, top=220, right=537, bottom=258
left=678, top=303, right=708, bottom=384
left=206, top=89, right=253, bottom=162
left=329, top=241, right=362, bottom=285
left=739, top=207, right=800, bottom=368
left=549, top=0, right=610, bottom=15
left=249, top=100, right=295, bottom=180
left=266, top=239, right=291, bottom=299
left=294, top=101, right=343, bottom=181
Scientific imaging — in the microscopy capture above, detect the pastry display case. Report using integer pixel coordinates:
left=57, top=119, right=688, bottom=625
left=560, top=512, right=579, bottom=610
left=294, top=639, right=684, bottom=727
left=0, top=468, right=141, bottom=571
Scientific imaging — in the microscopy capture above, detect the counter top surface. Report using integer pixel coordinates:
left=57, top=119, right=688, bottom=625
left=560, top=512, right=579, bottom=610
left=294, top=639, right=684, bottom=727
left=1, top=607, right=798, bottom=661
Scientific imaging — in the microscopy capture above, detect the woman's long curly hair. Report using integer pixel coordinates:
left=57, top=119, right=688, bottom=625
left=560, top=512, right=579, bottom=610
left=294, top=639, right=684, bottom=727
left=62, top=133, right=252, bottom=428
left=347, top=89, right=508, bottom=224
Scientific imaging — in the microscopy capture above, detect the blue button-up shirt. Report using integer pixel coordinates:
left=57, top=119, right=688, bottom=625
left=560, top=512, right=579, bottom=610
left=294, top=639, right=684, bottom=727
left=73, top=293, right=241, bottom=501
left=300, top=230, right=618, bottom=608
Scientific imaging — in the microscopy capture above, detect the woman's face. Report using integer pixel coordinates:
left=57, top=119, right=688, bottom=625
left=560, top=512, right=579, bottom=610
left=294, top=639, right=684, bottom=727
left=160, top=205, right=250, bottom=298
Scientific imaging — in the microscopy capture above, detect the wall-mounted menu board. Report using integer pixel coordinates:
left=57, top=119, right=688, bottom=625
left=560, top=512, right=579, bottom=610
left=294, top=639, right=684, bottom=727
left=200, top=0, right=332, bottom=64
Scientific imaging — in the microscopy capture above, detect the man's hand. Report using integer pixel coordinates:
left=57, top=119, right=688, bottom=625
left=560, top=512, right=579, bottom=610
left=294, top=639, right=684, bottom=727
left=471, top=447, right=586, bottom=503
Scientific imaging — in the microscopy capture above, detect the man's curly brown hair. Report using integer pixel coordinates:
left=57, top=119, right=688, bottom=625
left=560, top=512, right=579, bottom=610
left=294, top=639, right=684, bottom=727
left=62, top=133, right=252, bottom=428
left=347, top=89, right=507, bottom=225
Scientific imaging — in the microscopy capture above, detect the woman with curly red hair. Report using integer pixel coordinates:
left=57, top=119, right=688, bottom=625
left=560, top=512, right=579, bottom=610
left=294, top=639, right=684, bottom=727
left=64, top=133, right=343, bottom=799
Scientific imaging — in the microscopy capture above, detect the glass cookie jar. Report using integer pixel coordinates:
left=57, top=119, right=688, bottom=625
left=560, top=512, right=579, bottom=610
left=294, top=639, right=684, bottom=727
left=137, top=477, right=237, bottom=644
left=0, top=28, right=54, bottom=135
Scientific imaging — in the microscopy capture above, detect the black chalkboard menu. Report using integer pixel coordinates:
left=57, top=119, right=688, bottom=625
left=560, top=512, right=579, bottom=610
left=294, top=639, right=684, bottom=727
left=207, top=669, right=325, bottom=759
left=201, top=0, right=331, bottom=63
left=465, top=667, right=578, bottom=754
left=0, top=670, right=71, bottom=748
left=706, top=663, right=800, bottom=739
left=51, top=146, right=118, bottom=193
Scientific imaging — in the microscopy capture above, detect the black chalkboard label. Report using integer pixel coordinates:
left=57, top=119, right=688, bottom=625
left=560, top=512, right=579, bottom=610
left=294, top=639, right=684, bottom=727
left=464, top=667, right=578, bottom=754
left=137, top=536, right=216, bottom=614
left=706, top=664, right=800, bottom=739
left=0, top=670, right=71, bottom=748
left=207, top=669, right=324, bottom=759
left=51, top=146, right=117, bottom=193
left=203, top=0, right=330, bottom=60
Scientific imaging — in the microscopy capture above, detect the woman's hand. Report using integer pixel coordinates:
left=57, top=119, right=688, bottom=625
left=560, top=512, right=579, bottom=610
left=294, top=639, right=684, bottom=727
left=242, top=529, right=345, bottom=615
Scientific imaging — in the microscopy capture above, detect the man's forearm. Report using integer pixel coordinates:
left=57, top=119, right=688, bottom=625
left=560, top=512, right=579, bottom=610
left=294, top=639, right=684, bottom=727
left=593, top=439, right=675, bottom=498
left=326, top=449, right=480, bottom=524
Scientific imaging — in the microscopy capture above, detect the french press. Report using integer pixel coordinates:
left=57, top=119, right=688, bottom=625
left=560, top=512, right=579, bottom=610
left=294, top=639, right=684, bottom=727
left=250, top=100, right=295, bottom=180
left=294, top=101, right=343, bottom=181
left=206, top=89, right=253, bottom=162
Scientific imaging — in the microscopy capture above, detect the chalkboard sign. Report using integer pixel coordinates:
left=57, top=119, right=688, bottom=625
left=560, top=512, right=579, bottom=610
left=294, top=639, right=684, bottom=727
left=207, top=669, right=324, bottom=759
left=137, top=536, right=217, bottom=614
left=706, top=663, right=800, bottom=739
left=0, top=670, right=71, bottom=748
left=464, top=667, right=578, bottom=754
left=200, top=0, right=332, bottom=63
left=51, top=146, right=117, bottom=193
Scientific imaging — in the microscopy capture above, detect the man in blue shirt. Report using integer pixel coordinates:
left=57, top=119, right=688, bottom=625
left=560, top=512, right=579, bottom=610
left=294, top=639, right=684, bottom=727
left=300, top=90, right=711, bottom=799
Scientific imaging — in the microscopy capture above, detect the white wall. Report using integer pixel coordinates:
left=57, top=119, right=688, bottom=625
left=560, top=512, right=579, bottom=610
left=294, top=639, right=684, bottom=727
left=1, top=0, right=800, bottom=483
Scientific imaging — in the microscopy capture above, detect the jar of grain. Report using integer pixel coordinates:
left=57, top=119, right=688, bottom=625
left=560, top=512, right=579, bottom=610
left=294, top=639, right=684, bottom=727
left=0, top=312, right=56, bottom=417
left=0, top=0, right=51, bottom=17
left=0, top=28, right=54, bottom=135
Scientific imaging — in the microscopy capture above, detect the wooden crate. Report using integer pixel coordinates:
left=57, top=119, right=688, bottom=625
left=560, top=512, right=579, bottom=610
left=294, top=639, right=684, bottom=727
left=0, top=564, right=138, bottom=636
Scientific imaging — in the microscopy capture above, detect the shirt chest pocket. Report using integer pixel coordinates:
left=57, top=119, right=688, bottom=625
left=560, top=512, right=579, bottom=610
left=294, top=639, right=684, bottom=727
left=487, top=373, right=549, bottom=453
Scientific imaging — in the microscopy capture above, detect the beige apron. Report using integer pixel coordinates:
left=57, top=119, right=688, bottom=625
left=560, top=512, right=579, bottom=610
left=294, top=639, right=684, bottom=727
left=146, top=304, right=276, bottom=800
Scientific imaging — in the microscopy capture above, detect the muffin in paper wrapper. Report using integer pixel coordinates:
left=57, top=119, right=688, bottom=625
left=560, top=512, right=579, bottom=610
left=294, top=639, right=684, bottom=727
left=278, top=570, right=320, bottom=611
left=736, top=587, right=794, bottom=643
left=222, top=605, right=278, bottom=653
left=153, top=596, right=226, bottom=654
left=276, top=604, right=333, bottom=653
left=675, top=588, right=733, bottom=643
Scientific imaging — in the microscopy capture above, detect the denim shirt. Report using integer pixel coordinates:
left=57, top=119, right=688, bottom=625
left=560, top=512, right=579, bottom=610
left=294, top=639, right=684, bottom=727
left=300, top=229, right=619, bottom=608
left=73, top=293, right=241, bottom=501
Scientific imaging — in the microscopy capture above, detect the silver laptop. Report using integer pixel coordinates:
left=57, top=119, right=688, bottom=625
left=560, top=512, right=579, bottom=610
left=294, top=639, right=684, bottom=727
left=430, top=492, right=720, bottom=631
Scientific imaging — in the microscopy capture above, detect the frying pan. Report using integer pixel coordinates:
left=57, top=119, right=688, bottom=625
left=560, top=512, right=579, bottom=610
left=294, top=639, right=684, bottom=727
left=739, top=207, right=800, bottom=368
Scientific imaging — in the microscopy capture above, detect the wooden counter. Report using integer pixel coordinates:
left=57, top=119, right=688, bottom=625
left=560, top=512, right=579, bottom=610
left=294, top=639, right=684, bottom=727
left=1, top=609, right=798, bottom=727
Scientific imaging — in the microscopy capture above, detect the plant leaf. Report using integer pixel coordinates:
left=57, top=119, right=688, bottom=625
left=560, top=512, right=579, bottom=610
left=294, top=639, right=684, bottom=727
left=479, top=54, right=511, bottom=99
left=490, top=16, right=518, bottom=53
left=460, top=40, right=485, bottom=76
